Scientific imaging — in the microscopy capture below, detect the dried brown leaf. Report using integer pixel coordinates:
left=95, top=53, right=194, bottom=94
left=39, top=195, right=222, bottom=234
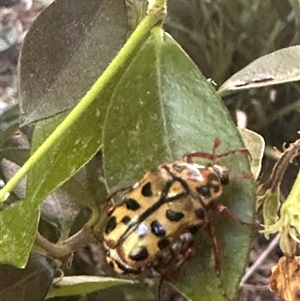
left=270, top=256, right=300, bottom=301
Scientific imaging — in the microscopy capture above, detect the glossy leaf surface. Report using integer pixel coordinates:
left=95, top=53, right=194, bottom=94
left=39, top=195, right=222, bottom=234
left=0, top=105, right=20, bottom=146
left=19, top=0, right=127, bottom=124
left=1, top=0, right=148, bottom=267
left=103, top=28, right=255, bottom=300
left=1, top=99, right=104, bottom=266
left=0, top=202, right=39, bottom=267
left=218, top=46, right=300, bottom=94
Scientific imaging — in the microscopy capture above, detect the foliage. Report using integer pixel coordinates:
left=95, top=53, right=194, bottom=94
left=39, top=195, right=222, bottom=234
left=0, top=0, right=299, bottom=301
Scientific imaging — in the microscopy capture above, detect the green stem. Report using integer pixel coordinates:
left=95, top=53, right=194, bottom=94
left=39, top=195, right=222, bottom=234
left=0, top=1, right=166, bottom=202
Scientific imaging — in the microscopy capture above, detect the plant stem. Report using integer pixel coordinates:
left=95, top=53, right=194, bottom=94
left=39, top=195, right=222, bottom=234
left=35, top=226, right=95, bottom=261
left=0, top=0, right=166, bottom=203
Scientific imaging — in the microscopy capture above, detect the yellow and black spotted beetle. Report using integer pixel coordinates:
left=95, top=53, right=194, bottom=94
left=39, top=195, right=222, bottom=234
left=103, top=139, right=251, bottom=275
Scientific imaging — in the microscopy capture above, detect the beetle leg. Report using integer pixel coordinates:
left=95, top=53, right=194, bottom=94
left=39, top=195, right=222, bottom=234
left=211, top=202, right=244, bottom=224
left=183, top=138, right=220, bottom=163
left=105, top=185, right=132, bottom=215
left=183, top=138, right=250, bottom=163
left=204, top=222, right=221, bottom=274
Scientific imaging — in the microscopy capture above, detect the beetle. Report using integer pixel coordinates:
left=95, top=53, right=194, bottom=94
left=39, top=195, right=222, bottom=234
left=103, top=139, right=250, bottom=275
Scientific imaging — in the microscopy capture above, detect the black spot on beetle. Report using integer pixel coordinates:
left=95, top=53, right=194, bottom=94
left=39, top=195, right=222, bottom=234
left=220, top=175, right=229, bottom=185
left=207, top=173, right=219, bottom=183
left=196, top=185, right=211, bottom=198
left=195, top=208, right=205, bottom=219
left=166, top=209, right=184, bottom=222
left=187, top=224, right=201, bottom=233
left=125, top=198, right=140, bottom=211
left=105, top=216, right=117, bottom=234
left=129, top=246, right=149, bottom=261
left=121, top=215, right=131, bottom=224
left=212, top=184, right=220, bottom=193
left=141, top=182, right=153, bottom=197
left=151, top=220, right=166, bottom=237
left=158, top=237, right=171, bottom=250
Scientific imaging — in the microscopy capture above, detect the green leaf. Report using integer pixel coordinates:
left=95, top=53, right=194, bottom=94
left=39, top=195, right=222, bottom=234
left=218, top=46, right=300, bottom=94
left=85, top=156, right=108, bottom=206
left=26, top=107, right=101, bottom=206
left=0, top=3, right=163, bottom=268
left=46, top=276, right=137, bottom=299
left=61, top=177, right=98, bottom=211
left=103, top=27, right=255, bottom=300
left=0, top=201, right=39, bottom=267
left=0, top=93, right=106, bottom=266
left=0, top=105, right=20, bottom=146
left=5, top=103, right=107, bottom=265
left=39, top=182, right=82, bottom=239
left=19, top=0, right=127, bottom=124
